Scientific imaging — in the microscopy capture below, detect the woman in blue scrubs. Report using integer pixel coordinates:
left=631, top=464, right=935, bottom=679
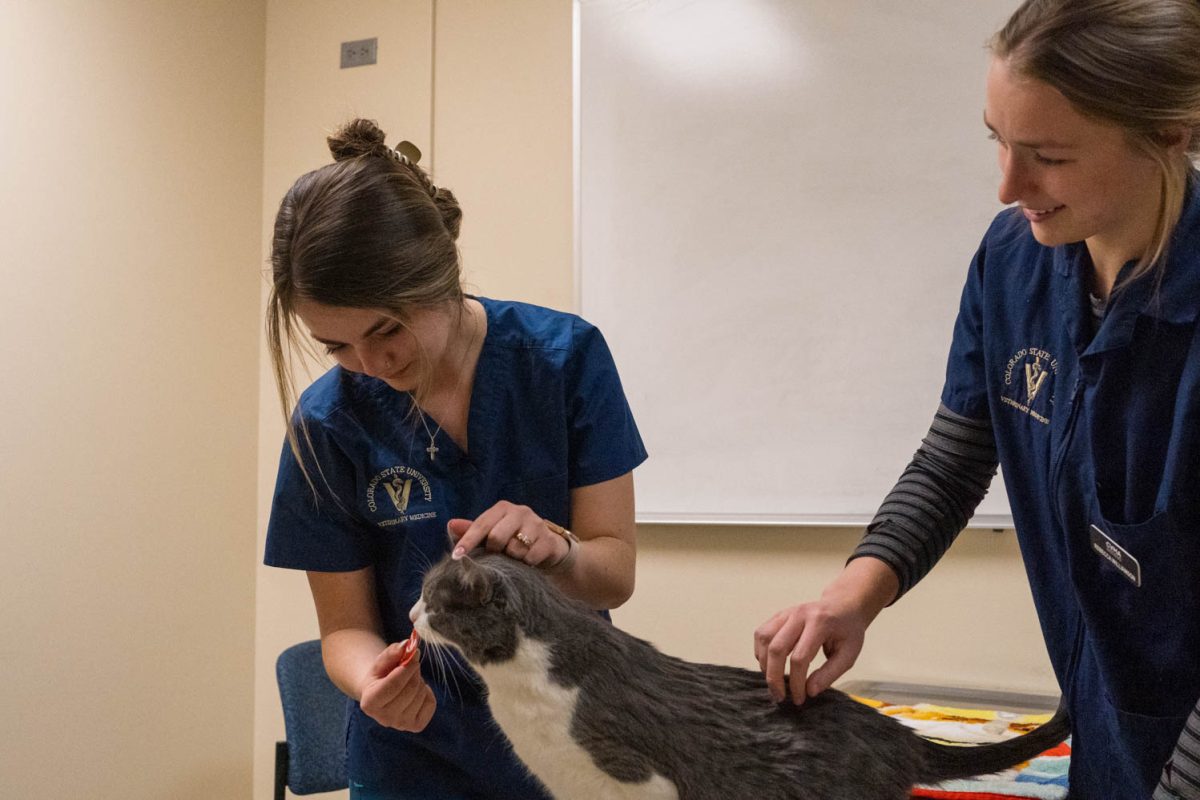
left=263, top=119, right=647, bottom=799
left=755, top=2, right=1200, bottom=798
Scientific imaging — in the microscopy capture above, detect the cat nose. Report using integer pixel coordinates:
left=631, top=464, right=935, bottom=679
left=409, top=598, right=425, bottom=623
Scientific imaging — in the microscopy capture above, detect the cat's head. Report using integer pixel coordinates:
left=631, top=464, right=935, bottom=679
left=410, top=552, right=540, bottom=666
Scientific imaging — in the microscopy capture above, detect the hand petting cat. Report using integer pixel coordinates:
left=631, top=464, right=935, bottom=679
left=447, top=501, right=570, bottom=568
left=357, top=637, right=437, bottom=733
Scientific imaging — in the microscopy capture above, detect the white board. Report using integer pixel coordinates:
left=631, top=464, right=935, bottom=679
left=578, top=0, right=1019, bottom=527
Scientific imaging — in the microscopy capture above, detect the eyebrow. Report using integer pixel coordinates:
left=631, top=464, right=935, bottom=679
left=310, top=315, right=395, bottom=347
left=983, top=113, right=1075, bottom=150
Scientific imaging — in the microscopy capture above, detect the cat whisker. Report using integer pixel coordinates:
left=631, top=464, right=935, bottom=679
left=423, top=639, right=465, bottom=705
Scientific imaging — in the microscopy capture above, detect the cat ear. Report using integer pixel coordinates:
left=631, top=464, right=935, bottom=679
left=456, top=557, right=499, bottom=606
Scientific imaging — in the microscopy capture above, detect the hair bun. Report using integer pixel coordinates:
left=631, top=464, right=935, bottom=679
left=327, top=118, right=390, bottom=162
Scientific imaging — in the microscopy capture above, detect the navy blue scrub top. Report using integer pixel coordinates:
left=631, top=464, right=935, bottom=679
left=265, top=297, right=647, bottom=798
left=943, top=175, right=1200, bottom=799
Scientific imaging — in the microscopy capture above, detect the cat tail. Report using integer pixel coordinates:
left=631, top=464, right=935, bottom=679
left=914, top=702, right=1070, bottom=783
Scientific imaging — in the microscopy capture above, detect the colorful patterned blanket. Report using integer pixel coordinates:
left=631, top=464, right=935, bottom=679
left=851, top=696, right=1070, bottom=800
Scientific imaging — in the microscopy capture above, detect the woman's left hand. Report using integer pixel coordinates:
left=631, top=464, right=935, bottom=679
left=447, top=501, right=568, bottom=568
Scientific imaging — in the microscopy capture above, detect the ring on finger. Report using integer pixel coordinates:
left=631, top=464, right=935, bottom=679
left=515, top=531, right=533, bottom=547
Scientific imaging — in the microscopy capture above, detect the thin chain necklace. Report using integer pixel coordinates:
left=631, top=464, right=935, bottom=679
left=408, top=394, right=443, bottom=460
left=406, top=303, right=483, bottom=461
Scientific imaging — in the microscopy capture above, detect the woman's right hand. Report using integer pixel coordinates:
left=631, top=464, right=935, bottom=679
left=357, top=638, right=437, bottom=732
left=753, top=557, right=899, bottom=705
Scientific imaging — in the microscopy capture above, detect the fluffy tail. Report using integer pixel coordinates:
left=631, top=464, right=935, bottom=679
left=915, top=703, right=1070, bottom=783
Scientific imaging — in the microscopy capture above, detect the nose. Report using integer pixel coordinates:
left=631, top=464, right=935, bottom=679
left=355, top=342, right=392, bottom=378
left=997, top=148, right=1029, bottom=206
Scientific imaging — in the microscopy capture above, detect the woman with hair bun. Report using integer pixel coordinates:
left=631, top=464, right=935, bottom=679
left=264, top=118, right=646, bottom=799
left=755, top=2, right=1200, bottom=797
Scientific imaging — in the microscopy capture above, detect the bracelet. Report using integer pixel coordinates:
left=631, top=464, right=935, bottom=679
left=541, top=519, right=580, bottom=574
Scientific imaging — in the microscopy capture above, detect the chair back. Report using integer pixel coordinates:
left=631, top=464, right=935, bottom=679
left=275, top=639, right=348, bottom=796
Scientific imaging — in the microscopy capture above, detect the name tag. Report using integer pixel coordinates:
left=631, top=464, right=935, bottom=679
left=1089, top=523, right=1141, bottom=587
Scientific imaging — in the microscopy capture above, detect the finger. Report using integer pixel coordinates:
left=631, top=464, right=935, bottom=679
left=532, top=530, right=567, bottom=568
left=787, top=624, right=829, bottom=705
left=387, top=674, right=436, bottom=728
left=504, top=532, right=530, bottom=559
left=754, top=612, right=787, bottom=673
left=369, top=640, right=407, bottom=679
left=368, top=657, right=424, bottom=709
left=484, top=514, right=522, bottom=554
left=446, top=518, right=471, bottom=542
left=411, top=686, right=438, bottom=732
left=450, top=505, right=507, bottom=559
left=807, top=638, right=862, bottom=697
left=764, top=614, right=807, bottom=704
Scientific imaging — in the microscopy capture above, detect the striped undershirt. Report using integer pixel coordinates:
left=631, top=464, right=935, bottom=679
left=850, top=404, right=997, bottom=598
left=851, top=403, right=1200, bottom=797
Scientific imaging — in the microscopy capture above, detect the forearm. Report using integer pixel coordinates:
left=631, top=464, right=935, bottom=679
left=320, top=626, right=390, bottom=701
left=822, top=555, right=902, bottom=626
left=850, top=404, right=998, bottom=602
left=1155, top=698, right=1200, bottom=799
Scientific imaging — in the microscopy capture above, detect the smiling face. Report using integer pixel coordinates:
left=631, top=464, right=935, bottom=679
left=985, top=57, right=1163, bottom=267
left=293, top=299, right=456, bottom=393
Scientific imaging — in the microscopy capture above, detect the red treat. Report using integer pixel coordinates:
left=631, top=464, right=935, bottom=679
left=399, top=629, right=420, bottom=667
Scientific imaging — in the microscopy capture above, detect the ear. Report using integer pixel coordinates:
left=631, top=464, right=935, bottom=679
left=456, top=558, right=504, bottom=607
left=1154, top=125, right=1192, bottom=155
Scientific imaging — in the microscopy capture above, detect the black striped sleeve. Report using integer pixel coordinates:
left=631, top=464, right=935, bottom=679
left=1155, top=701, right=1200, bottom=799
left=848, top=404, right=998, bottom=600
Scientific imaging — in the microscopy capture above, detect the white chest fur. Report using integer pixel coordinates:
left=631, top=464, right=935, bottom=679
left=475, top=635, right=678, bottom=800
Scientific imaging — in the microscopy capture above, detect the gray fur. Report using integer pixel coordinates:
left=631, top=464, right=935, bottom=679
left=419, top=553, right=1069, bottom=800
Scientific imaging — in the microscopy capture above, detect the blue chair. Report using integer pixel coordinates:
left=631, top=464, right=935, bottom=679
left=275, top=640, right=349, bottom=798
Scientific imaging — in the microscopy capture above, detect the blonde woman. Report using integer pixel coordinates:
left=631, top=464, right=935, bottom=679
left=756, top=2, right=1200, bottom=797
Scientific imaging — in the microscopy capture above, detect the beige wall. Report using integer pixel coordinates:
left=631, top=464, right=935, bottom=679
left=0, top=2, right=265, bottom=798
left=432, top=0, right=576, bottom=310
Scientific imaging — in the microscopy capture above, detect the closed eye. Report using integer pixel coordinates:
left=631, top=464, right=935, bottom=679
left=374, top=323, right=403, bottom=339
left=989, top=131, right=1069, bottom=166
left=319, top=321, right=402, bottom=355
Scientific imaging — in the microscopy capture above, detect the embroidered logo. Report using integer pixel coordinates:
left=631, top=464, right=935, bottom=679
left=366, top=466, right=437, bottom=528
left=1024, top=357, right=1050, bottom=403
left=383, top=478, right=413, bottom=513
left=1001, top=347, right=1058, bottom=425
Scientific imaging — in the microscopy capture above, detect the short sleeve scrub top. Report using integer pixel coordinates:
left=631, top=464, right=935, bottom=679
left=265, top=297, right=648, bottom=799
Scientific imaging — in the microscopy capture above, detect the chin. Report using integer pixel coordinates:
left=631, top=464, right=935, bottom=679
left=1027, top=223, right=1077, bottom=249
left=382, top=377, right=416, bottom=392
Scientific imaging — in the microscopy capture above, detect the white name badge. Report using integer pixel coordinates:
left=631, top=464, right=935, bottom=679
left=1089, top=523, right=1141, bottom=588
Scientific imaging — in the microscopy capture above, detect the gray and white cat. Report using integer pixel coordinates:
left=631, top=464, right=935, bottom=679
left=410, top=553, right=1069, bottom=800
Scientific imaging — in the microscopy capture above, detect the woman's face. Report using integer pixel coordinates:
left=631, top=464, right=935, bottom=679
left=294, top=299, right=454, bottom=392
left=985, top=57, right=1162, bottom=258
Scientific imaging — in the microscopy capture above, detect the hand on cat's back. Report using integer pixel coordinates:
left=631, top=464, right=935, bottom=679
left=357, top=639, right=437, bottom=732
left=754, top=557, right=899, bottom=704
left=753, top=593, right=871, bottom=705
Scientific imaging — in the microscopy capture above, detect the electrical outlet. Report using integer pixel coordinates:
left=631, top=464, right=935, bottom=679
left=340, top=38, right=377, bottom=69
